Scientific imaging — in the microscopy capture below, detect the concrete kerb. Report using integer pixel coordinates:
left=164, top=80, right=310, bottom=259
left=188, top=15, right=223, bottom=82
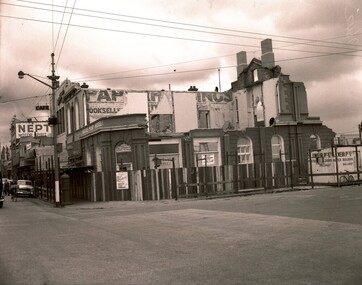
left=29, top=185, right=329, bottom=209
left=205, top=185, right=322, bottom=200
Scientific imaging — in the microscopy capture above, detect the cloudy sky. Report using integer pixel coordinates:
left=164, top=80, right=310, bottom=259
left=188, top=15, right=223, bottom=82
left=0, top=0, right=361, bottom=146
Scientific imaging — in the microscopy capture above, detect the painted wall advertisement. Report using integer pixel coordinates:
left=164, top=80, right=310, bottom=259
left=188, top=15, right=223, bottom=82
left=16, top=122, right=52, bottom=138
left=86, top=89, right=127, bottom=123
left=196, top=92, right=234, bottom=129
left=85, top=89, right=235, bottom=132
left=86, top=89, right=148, bottom=123
left=309, top=146, right=362, bottom=183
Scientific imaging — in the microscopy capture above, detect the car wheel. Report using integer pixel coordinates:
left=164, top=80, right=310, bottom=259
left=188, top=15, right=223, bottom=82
left=0, top=201, right=3, bottom=208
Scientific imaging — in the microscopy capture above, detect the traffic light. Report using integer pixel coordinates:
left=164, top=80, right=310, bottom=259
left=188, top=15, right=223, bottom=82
left=153, top=155, right=162, bottom=169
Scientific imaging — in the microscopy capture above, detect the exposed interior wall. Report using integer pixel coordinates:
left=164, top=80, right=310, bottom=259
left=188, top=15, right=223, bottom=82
left=173, top=92, right=198, bottom=132
left=263, top=78, right=278, bottom=126
left=197, top=92, right=234, bottom=129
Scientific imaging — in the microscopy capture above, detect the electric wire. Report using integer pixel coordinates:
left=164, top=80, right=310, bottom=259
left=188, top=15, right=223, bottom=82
left=72, top=65, right=236, bottom=83
left=71, top=53, right=236, bottom=81
left=2, top=1, right=362, bottom=55
left=70, top=42, right=361, bottom=83
left=15, top=0, right=362, bottom=50
left=0, top=14, right=261, bottom=48
left=0, top=94, right=48, bottom=104
left=55, top=0, right=77, bottom=68
left=2, top=13, right=360, bottom=87
left=3, top=0, right=362, bottom=123
left=53, top=0, right=69, bottom=53
left=51, top=0, right=54, bottom=51
left=8, top=0, right=361, bottom=83
left=2, top=13, right=362, bottom=60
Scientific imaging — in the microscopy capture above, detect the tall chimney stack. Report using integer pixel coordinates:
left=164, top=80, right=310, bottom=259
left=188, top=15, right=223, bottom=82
left=236, top=51, right=248, bottom=77
left=261, top=39, right=275, bottom=68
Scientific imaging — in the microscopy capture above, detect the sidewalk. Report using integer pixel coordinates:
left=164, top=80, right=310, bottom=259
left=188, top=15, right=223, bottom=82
left=29, top=184, right=323, bottom=210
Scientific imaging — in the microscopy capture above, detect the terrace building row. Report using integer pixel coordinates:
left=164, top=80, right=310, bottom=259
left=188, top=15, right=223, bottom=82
left=11, top=39, right=335, bottom=202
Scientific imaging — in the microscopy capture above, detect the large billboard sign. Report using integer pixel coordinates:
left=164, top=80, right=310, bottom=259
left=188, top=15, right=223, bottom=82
left=16, top=122, right=52, bottom=138
left=86, top=89, right=148, bottom=123
left=87, top=89, right=127, bottom=122
left=309, top=146, right=362, bottom=183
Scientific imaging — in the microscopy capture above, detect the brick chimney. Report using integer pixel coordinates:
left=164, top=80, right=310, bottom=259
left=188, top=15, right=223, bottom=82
left=261, top=39, right=275, bottom=68
left=236, top=51, right=248, bottom=77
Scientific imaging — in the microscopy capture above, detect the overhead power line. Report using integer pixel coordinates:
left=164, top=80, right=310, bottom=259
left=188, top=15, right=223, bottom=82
left=2, top=13, right=362, bottom=59
left=0, top=14, right=260, bottom=48
left=2, top=1, right=362, bottom=86
left=52, top=0, right=68, bottom=53
left=56, top=0, right=77, bottom=68
left=15, top=0, right=362, bottom=50
left=71, top=42, right=362, bottom=83
left=72, top=65, right=236, bottom=83
left=4, top=0, right=362, bottom=55
left=71, top=53, right=236, bottom=81
left=0, top=94, right=48, bottom=104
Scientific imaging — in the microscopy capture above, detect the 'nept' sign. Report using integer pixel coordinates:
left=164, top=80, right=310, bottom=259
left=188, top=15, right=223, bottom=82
left=16, top=122, right=52, bottom=138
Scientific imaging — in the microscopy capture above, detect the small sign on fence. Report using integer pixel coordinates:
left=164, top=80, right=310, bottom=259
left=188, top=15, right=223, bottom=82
left=116, top=171, right=129, bottom=190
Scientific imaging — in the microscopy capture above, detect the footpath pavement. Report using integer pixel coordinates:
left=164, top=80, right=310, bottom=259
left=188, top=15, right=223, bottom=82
left=32, top=185, right=323, bottom=209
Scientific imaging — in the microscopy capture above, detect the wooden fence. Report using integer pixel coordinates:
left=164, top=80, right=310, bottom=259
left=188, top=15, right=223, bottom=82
left=128, top=161, right=300, bottom=201
left=34, top=159, right=362, bottom=203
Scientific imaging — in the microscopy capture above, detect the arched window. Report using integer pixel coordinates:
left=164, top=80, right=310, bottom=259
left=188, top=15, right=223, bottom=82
left=271, top=135, right=285, bottom=162
left=255, top=98, right=264, bottom=123
left=83, top=92, right=88, bottom=126
left=237, top=137, right=253, bottom=164
left=115, top=142, right=133, bottom=171
left=74, top=99, right=80, bottom=130
left=253, top=69, right=259, bottom=82
left=310, top=134, right=321, bottom=150
left=66, top=104, right=72, bottom=134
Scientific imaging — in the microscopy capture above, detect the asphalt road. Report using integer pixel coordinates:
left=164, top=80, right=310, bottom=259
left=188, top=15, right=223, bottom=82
left=1, top=186, right=362, bottom=285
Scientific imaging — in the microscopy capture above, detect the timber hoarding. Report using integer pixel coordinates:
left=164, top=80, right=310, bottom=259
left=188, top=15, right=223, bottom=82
left=309, top=146, right=362, bottom=184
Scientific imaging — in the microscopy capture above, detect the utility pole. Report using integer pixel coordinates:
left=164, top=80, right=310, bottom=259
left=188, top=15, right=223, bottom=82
left=218, top=68, right=221, bottom=92
left=48, top=53, right=61, bottom=207
left=18, top=53, right=60, bottom=206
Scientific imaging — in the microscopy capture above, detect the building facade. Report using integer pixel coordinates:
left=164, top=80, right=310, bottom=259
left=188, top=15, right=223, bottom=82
left=10, top=39, right=335, bottom=202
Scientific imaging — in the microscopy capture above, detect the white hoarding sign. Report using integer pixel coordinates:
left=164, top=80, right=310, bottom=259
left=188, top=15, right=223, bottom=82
left=116, top=172, right=129, bottom=190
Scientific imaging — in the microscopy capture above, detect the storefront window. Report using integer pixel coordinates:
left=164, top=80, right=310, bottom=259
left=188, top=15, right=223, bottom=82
left=149, top=139, right=180, bottom=169
left=193, top=139, right=220, bottom=166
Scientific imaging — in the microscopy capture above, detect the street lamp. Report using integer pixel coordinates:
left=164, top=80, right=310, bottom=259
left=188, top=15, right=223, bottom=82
left=18, top=53, right=61, bottom=207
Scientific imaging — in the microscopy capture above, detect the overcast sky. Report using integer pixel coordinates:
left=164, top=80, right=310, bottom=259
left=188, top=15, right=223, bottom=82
left=0, top=0, right=361, bottom=146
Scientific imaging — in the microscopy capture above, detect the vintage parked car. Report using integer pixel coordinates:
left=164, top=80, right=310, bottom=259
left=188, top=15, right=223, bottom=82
left=0, top=191, right=4, bottom=208
left=11, top=180, right=35, bottom=198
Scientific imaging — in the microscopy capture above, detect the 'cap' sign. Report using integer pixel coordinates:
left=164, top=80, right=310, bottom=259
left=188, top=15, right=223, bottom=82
left=16, top=122, right=52, bottom=138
